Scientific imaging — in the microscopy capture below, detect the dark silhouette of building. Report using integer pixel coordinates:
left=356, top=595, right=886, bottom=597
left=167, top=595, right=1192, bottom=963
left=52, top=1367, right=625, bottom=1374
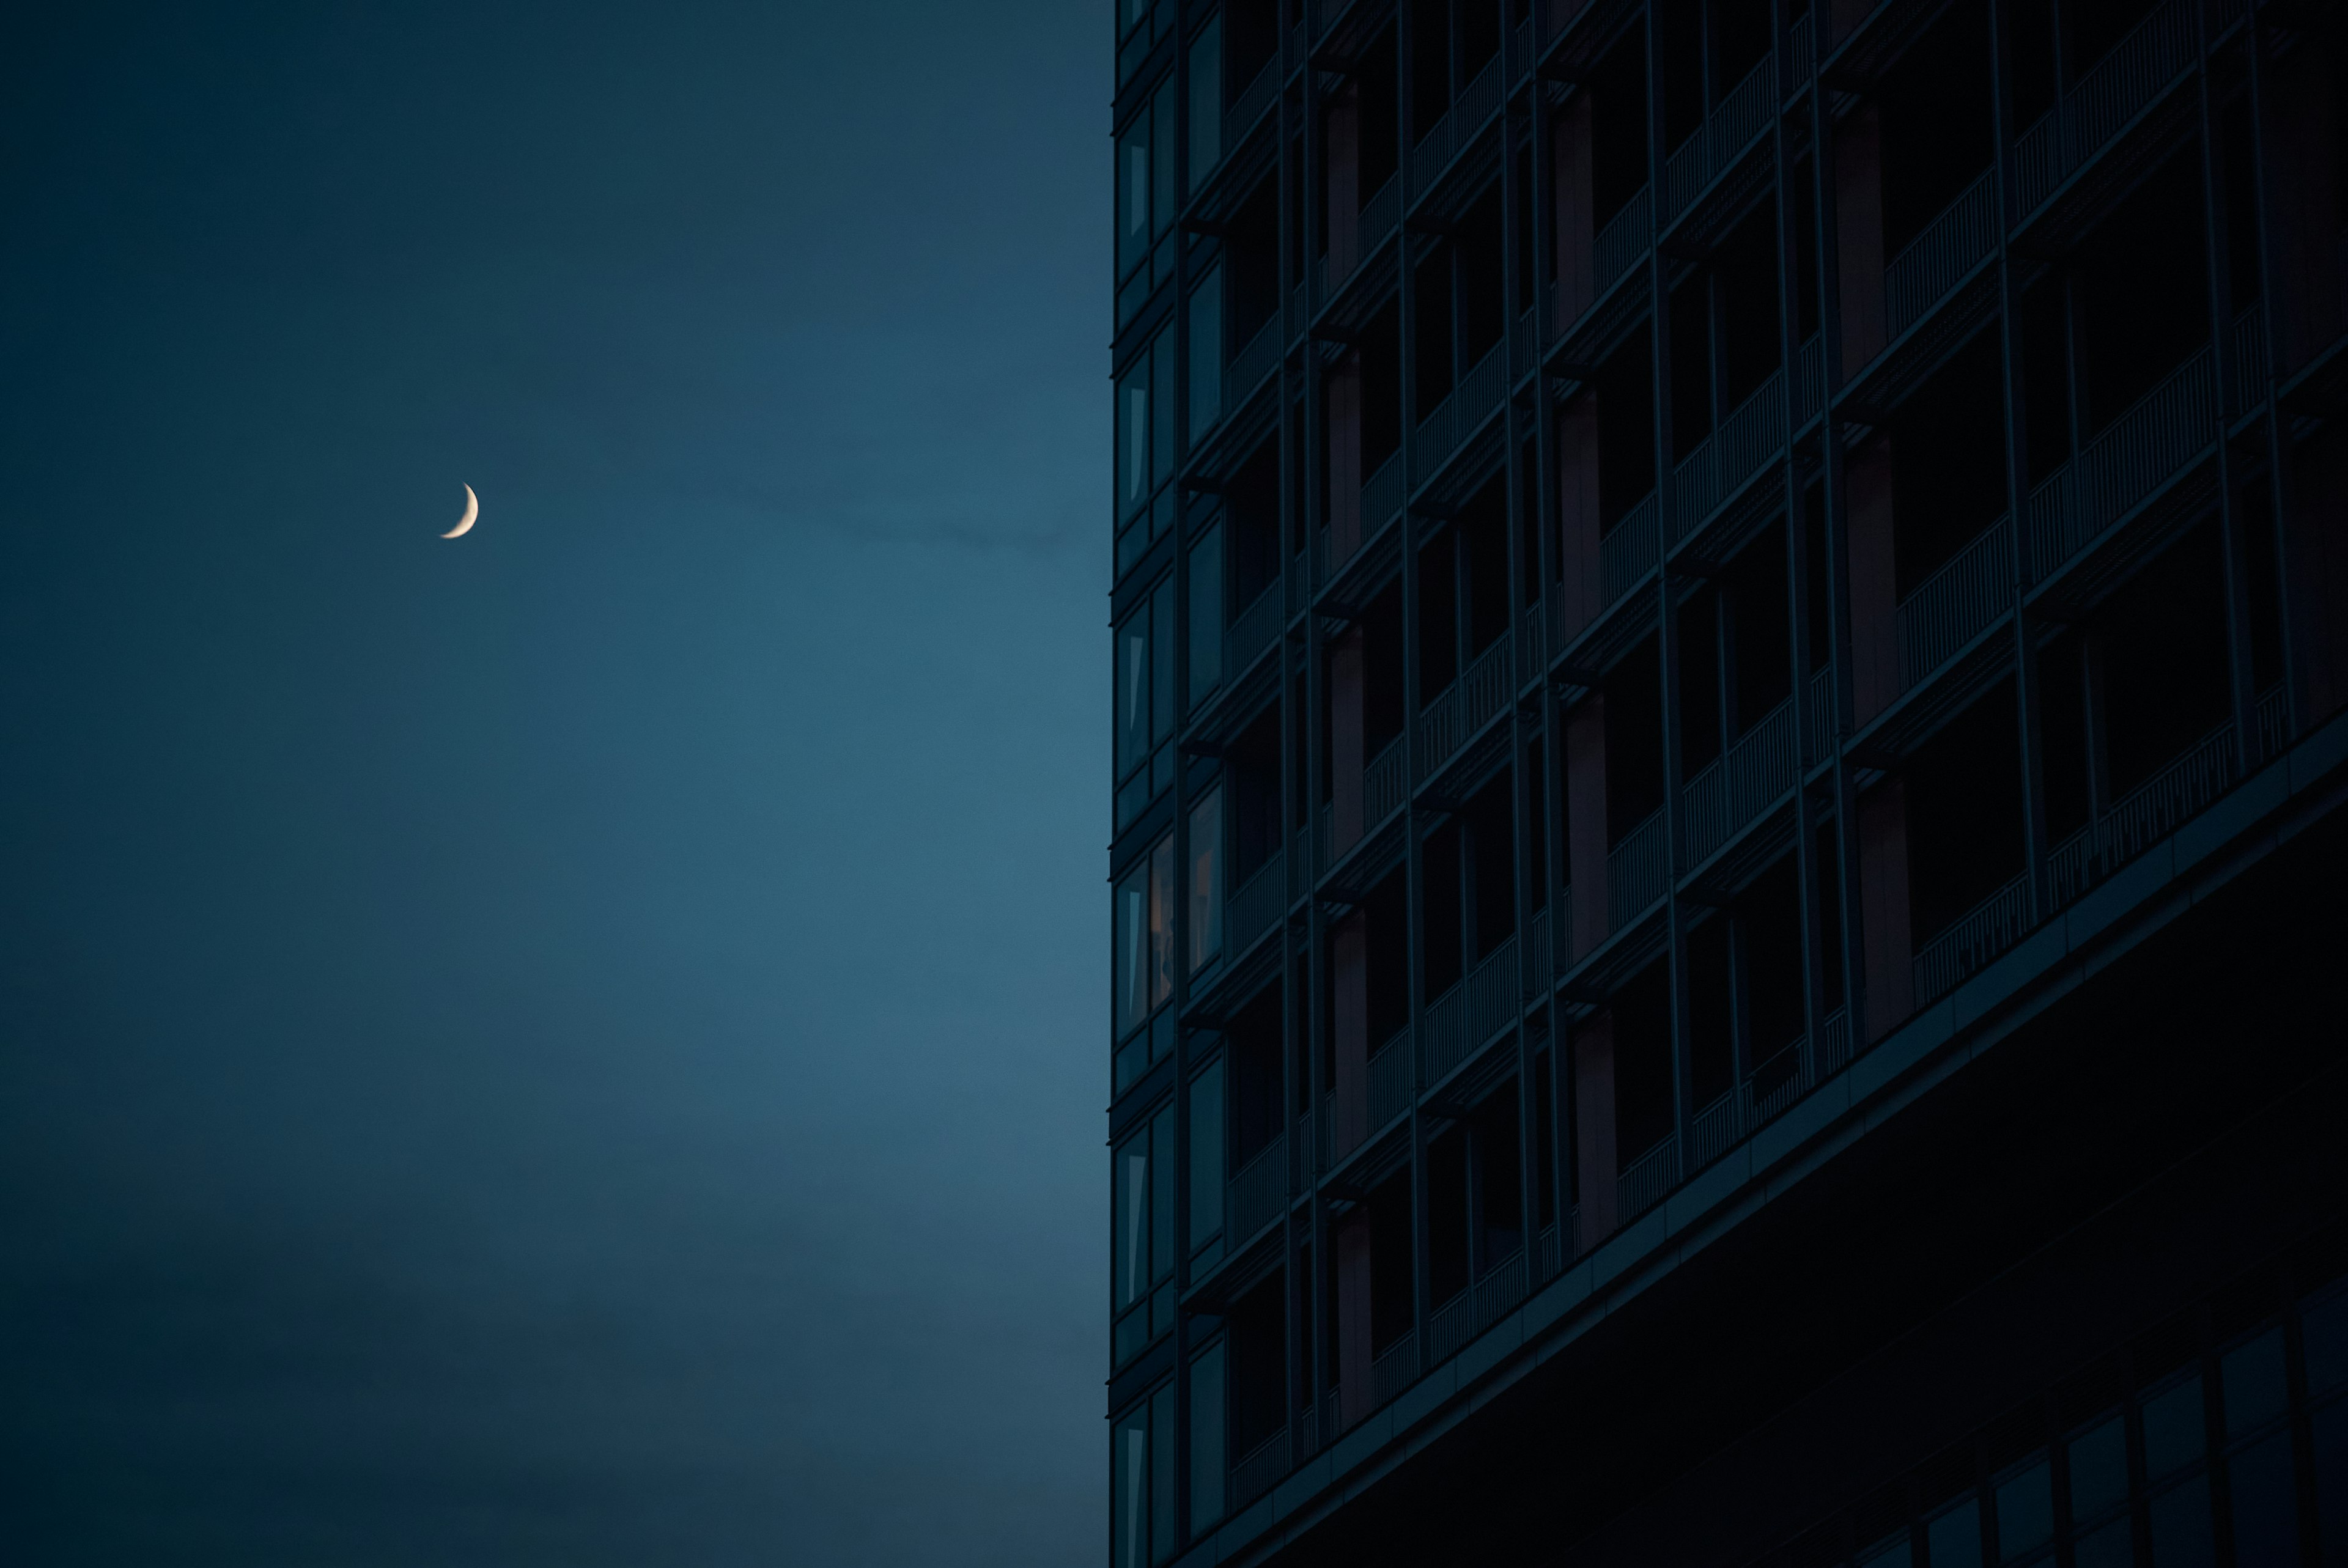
left=1105, top=1, right=2348, bottom=1564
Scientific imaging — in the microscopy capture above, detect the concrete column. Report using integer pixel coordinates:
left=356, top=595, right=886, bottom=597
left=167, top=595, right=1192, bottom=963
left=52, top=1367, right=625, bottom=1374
left=1858, top=778, right=1913, bottom=1042
left=1846, top=438, right=1899, bottom=724
left=1833, top=105, right=1887, bottom=377
left=1571, top=1012, right=1617, bottom=1246
left=1557, top=396, right=1604, bottom=639
left=1554, top=94, right=1597, bottom=326
left=1332, top=910, right=1370, bottom=1152
left=1327, top=86, right=1362, bottom=284
left=1332, top=628, right=1366, bottom=851
left=1566, top=694, right=1610, bottom=959
left=1335, top=1210, right=1373, bottom=1426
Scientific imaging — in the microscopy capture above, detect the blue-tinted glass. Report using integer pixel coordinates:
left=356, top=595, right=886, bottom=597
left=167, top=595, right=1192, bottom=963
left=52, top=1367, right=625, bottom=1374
left=1187, top=19, right=1221, bottom=191
left=1191, top=1341, right=1227, bottom=1531
left=1152, top=331, right=1178, bottom=490
left=1115, top=859, right=1151, bottom=1037
left=1151, top=84, right=1176, bottom=240
left=1115, top=1136, right=1149, bottom=1309
left=1188, top=267, right=1223, bottom=439
left=1189, top=1058, right=1225, bottom=1252
left=2147, top=1478, right=2213, bottom=1568
left=2229, top=1429, right=2298, bottom=1567
left=1188, top=522, right=1224, bottom=704
left=2070, top=1417, right=2130, bottom=1521
left=1857, top=1533, right=1913, bottom=1568
left=1118, top=113, right=1151, bottom=276
left=2305, top=1287, right=2348, bottom=1396
left=2313, top=1400, right=2348, bottom=1568
left=1151, top=1385, right=1178, bottom=1563
left=2073, top=1517, right=2133, bottom=1568
left=2144, top=1376, right=2207, bottom=1480
left=1118, top=356, right=1150, bottom=516
left=1927, top=1497, right=1982, bottom=1568
left=2225, top=1330, right=2289, bottom=1440
left=1114, top=1302, right=1151, bottom=1364
left=1115, top=1408, right=1150, bottom=1568
left=1996, top=1459, right=2052, bottom=1559
left=1151, top=576, right=1176, bottom=745
left=1150, top=1105, right=1176, bottom=1284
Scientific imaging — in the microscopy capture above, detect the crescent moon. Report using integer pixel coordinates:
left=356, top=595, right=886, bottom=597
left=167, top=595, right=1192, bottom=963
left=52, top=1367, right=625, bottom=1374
left=442, top=484, right=479, bottom=539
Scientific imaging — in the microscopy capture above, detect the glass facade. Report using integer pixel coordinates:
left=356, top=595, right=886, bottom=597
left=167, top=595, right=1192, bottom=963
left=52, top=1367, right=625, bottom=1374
left=1102, top=0, right=2347, bottom=1562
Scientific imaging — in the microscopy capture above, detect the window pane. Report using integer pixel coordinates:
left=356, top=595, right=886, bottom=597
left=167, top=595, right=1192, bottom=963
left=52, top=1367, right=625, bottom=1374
left=1116, top=859, right=1151, bottom=1038
left=1996, top=1459, right=2052, bottom=1559
left=1189, top=265, right=1224, bottom=440
left=1116, top=1407, right=1150, bottom=1568
left=2229, top=1429, right=2298, bottom=1568
left=1151, top=575, right=1177, bottom=746
left=1189, top=521, right=1224, bottom=703
left=1927, top=1496, right=1982, bottom=1568
left=1150, top=834, right=1176, bottom=1011
left=2070, top=1417, right=2129, bottom=1522
left=1189, top=1056, right=1224, bottom=1253
left=1150, top=1104, right=1177, bottom=1286
left=1117, top=607, right=1150, bottom=777
left=1119, top=350, right=1151, bottom=517
left=1858, top=1534, right=1913, bottom=1568
left=2148, top=1478, right=2214, bottom=1568
left=1151, top=1384, right=1178, bottom=1562
left=1152, top=334, right=1179, bottom=491
left=1152, top=83, right=1177, bottom=240
left=1115, top=1136, right=1150, bottom=1311
left=2144, top=1375, right=2207, bottom=1481
left=1122, top=0, right=1149, bottom=40
left=2313, top=1398, right=2348, bottom=1568
left=2072, top=1517, right=2132, bottom=1568
left=1118, top=116, right=1151, bottom=276
left=1191, top=1340, right=1227, bottom=1533
left=1188, top=18, right=1222, bottom=191
left=1189, top=787, right=1224, bottom=971
left=2223, top=1329, right=2288, bottom=1439
left=2305, top=1286, right=2348, bottom=1396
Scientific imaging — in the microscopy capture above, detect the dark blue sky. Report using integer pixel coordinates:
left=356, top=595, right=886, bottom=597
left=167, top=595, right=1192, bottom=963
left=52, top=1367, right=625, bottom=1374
left=1, top=4, right=1108, bottom=1562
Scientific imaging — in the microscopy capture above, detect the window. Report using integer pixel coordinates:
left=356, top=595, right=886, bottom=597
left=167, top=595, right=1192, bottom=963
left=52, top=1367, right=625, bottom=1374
left=1112, top=1102, right=1180, bottom=1364
left=1118, top=79, right=1178, bottom=283
left=1188, top=520, right=1224, bottom=704
left=1114, top=575, right=1180, bottom=828
left=1189, top=264, right=1224, bottom=440
left=1118, top=334, right=1182, bottom=576
left=1189, top=787, right=1223, bottom=973
left=1115, top=833, right=1178, bottom=1051
left=1112, top=1382, right=1178, bottom=1568
left=1188, top=18, right=1222, bottom=191
left=1189, top=1055, right=1225, bottom=1259
left=1191, top=1339, right=1227, bottom=1532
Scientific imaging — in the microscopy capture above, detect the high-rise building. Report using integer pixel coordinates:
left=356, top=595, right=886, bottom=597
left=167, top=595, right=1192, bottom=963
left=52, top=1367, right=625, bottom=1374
left=1104, top=1, right=2348, bottom=1564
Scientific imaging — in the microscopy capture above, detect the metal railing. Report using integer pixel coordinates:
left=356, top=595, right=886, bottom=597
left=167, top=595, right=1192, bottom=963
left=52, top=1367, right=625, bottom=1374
left=1608, top=808, right=1671, bottom=928
left=1365, top=732, right=1409, bottom=826
left=1680, top=696, right=1798, bottom=866
left=1228, top=1131, right=1288, bottom=1242
left=1362, top=449, right=1406, bottom=539
left=1671, top=366, right=1787, bottom=542
left=1419, top=635, right=1513, bottom=778
left=1661, top=55, right=1776, bottom=220
left=1425, top=1246, right=1529, bottom=1369
left=1598, top=492, right=1662, bottom=607
left=1226, top=580, right=1283, bottom=676
left=1227, top=847, right=1287, bottom=957
left=1371, top=1330, right=1419, bottom=1409
left=1793, top=333, right=1826, bottom=427
left=1691, top=1086, right=1745, bottom=1171
left=1368, top=1027, right=1414, bottom=1128
left=1806, top=666, right=1836, bottom=762
left=2026, top=347, right=2214, bottom=583
left=1897, top=516, right=2014, bottom=690
left=2010, top=0, right=2195, bottom=219
left=1230, top=1427, right=1288, bottom=1511
left=2048, top=704, right=2269, bottom=906
left=1225, top=314, right=1282, bottom=411
left=1422, top=934, right=1520, bottom=1088
left=1516, top=600, right=1548, bottom=684
left=1411, top=54, right=1504, bottom=196
left=1592, top=186, right=1652, bottom=306
left=1617, top=1134, right=1682, bottom=1221
left=2228, top=303, right=2269, bottom=416
left=2255, top=683, right=2289, bottom=763
left=1224, top=56, right=1280, bottom=158
left=1787, top=12, right=1815, bottom=75
left=1505, top=15, right=1537, bottom=81
left=1527, top=906, right=1554, bottom=993
left=1817, top=1006, right=1853, bottom=1077
left=1537, top=1221, right=1563, bottom=1281
left=1913, top=870, right=2032, bottom=1005
left=1883, top=171, right=1998, bottom=343
left=1413, top=339, right=1510, bottom=482
left=1360, top=173, right=1401, bottom=251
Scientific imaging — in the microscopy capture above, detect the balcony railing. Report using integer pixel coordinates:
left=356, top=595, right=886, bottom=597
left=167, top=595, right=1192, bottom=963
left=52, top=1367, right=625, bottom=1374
left=1591, top=186, right=1652, bottom=307
left=1897, top=516, right=2014, bottom=690
left=1517, top=600, right=1548, bottom=685
left=1425, top=1246, right=1528, bottom=1367
left=1231, top=1426, right=1288, bottom=1510
left=1598, top=492, right=1662, bottom=607
left=1617, top=1133, right=1682, bottom=1221
left=1806, top=666, right=1836, bottom=762
left=1883, top=169, right=1998, bottom=344
left=1661, top=54, right=1776, bottom=221
left=1226, top=580, right=1283, bottom=676
left=1419, top=635, right=1513, bottom=778
left=1360, top=172, right=1401, bottom=253
left=2048, top=693, right=2283, bottom=907
left=1413, top=339, right=1510, bottom=482
left=1680, top=696, right=1798, bottom=866
left=1913, top=870, right=2033, bottom=1006
left=1368, top=1026, right=1414, bottom=1128
left=1608, top=807, right=1671, bottom=928
left=1793, top=333, right=1826, bottom=427
left=2228, top=303, right=2269, bottom=416
left=1228, top=1130, right=1288, bottom=1242
left=1371, top=1329, right=1419, bottom=1408
left=1787, top=12, right=1815, bottom=75
left=1227, top=847, right=1287, bottom=957
left=1362, top=449, right=1406, bottom=540
left=1365, top=732, right=1409, bottom=826
left=1670, top=365, right=1787, bottom=542
left=1422, top=933, right=1520, bottom=1088
left=1226, top=313, right=1282, bottom=411
left=1411, top=54, right=1504, bottom=195
left=2025, top=347, right=2215, bottom=584
left=1527, top=905, right=1554, bottom=993
left=2010, top=0, right=2195, bottom=219
left=1224, top=55, right=1280, bottom=157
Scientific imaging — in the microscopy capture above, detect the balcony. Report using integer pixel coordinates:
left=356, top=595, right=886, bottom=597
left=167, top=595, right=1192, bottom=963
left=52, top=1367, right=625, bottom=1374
left=1226, top=845, right=1287, bottom=958
left=1421, top=933, right=1521, bottom=1090
left=2010, top=0, right=2196, bottom=224
left=1897, top=516, right=2014, bottom=691
left=1224, top=579, right=1283, bottom=680
left=1228, top=1129, right=1288, bottom=1243
left=1368, top=1026, right=1414, bottom=1130
left=1617, top=1132, right=1682, bottom=1222
left=1412, top=339, right=1510, bottom=484
left=1607, top=808, right=1671, bottom=929
left=1680, top=696, right=1799, bottom=867
left=1668, top=358, right=1795, bottom=545
left=1223, top=53, right=1280, bottom=163
left=2025, top=347, right=2215, bottom=585
left=1598, top=491, right=1662, bottom=608
left=1425, top=1246, right=1527, bottom=1368
left=1687, top=1008, right=1853, bottom=1170
left=1417, top=635, right=1513, bottom=781
left=1409, top=54, right=1504, bottom=201
left=1230, top=1426, right=1288, bottom=1511
left=1912, top=870, right=2034, bottom=1007
left=1659, top=54, right=1776, bottom=224
left=1224, top=312, right=1283, bottom=416
left=1883, top=170, right=1998, bottom=344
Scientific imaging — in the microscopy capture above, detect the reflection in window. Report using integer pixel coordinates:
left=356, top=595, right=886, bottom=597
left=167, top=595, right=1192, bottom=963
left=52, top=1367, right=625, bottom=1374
left=1187, top=18, right=1221, bottom=191
left=1112, top=1382, right=1178, bottom=1568
left=1115, top=834, right=1175, bottom=1046
left=1189, top=787, right=1222, bottom=972
left=1189, top=264, right=1223, bottom=440
left=1191, top=1338, right=1227, bottom=1532
left=1189, top=520, right=1224, bottom=704
left=1113, top=1103, right=1180, bottom=1366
